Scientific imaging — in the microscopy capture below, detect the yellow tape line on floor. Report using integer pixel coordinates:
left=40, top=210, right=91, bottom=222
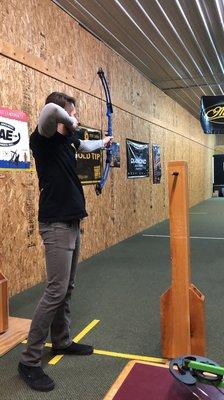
left=22, top=320, right=167, bottom=366
left=48, top=319, right=100, bottom=365
left=22, top=340, right=52, bottom=347
left=94, top=349, right=166, bottom=364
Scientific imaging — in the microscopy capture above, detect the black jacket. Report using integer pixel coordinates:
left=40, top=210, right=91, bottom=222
left=30, top=127, right=88, bottom=222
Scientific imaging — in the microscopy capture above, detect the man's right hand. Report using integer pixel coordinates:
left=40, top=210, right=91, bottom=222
left=103, top=136, right=113, bottom=147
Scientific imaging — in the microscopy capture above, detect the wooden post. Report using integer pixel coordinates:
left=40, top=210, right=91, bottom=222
left=0, top=271, right=9, bottom=333
left=160, top=161, right=206, bottom=358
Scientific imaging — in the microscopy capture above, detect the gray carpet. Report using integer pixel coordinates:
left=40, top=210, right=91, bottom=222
left=0, top=197, right=224, bottom=399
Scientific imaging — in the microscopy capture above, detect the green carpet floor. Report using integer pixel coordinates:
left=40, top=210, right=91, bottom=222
left=0, top=197, right=224, bottom=399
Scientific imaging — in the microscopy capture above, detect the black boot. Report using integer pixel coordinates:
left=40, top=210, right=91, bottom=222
left=52, top=342, right=93, bottom=355
left=18, top=362, right=55, bottom=391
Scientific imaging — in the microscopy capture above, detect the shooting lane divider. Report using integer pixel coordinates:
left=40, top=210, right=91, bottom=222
left=21, top=319, right=167, bottom=366
left=48, top=319, right=100, bottom=365
left=189, top=212, right=208, bottom=215
left=143, top=234, right=224, bottom=240
left=93, top=349, right=166, bottom=364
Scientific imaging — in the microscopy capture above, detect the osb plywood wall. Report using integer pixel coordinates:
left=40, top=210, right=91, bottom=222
left=0, top=0, right=215, bottom=296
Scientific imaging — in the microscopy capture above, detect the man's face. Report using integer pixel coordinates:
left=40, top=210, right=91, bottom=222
left=65, top=102, right=77, bottom=117
left=57, top=101, right=79, bottom=134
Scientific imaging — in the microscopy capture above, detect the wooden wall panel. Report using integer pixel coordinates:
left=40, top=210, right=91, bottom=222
left=0, top=0, right=215, bottom=296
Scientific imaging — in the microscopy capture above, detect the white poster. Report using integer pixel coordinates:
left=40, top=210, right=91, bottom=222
left=0, top=107, right=30, bottom=170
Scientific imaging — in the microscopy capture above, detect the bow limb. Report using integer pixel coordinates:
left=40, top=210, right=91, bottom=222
left=95, top=68, right=113, bottom=195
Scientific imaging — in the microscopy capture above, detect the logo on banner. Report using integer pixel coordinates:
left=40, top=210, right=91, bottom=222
left=0, top=122, right=21, bottom=147
left=200, top=96, right=224, bottom=134
left=130, top=157, right=147, bottom=165
left=204, top=105, right=224, bottom=123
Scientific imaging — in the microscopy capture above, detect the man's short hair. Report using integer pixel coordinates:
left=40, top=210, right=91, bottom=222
left=45, top=92, right=76, bottom=108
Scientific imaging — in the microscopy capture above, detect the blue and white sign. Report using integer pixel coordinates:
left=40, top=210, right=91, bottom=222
left=0, top=107, right=30, bottom=170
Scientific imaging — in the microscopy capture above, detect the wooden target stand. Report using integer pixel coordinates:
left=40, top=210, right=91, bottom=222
left=0, top=271, right=31, bottom=357
left=104, top=161, right=207, bottom=400
left=160, top=161, right=206, bottom=358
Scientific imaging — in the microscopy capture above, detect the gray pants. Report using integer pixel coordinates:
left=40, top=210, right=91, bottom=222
left=21, top=221, right=80, bottom=366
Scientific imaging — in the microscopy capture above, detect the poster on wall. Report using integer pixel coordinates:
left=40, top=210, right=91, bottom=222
left=76, top=126, right=103, bottom=185
left=0, top=107, right=31, bottom=170
left=152, top=144, right=162, bottom=184
left=126, top=139, right=149, bottom=178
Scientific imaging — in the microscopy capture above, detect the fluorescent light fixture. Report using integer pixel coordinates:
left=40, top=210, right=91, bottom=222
left=195, top=0, right=224, bottom=73
left=175, top=0, right=223, bottom=94
left=114, top=0, right=200, bottom=107
left=135, top=0, right=207, bottom=100
left=54, top=0, right=201, bottom=115
left=215, top=0, right=224, bottom=29
left=154, top=0, right=215, bottom=96
left=54, top=0, right=156, bottom=76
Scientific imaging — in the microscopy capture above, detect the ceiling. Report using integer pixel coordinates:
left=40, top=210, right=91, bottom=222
left=52, top=0, right=224, bottom=120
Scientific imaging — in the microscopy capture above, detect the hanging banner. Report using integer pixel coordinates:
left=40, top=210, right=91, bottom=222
left=76, top=126, right=103, bottom=185
left=152, top=144, right=162, bottom=184
left=126, top=139, right=149, bottom=179
left=200, top=96, right=224, bottom=134
left=0, top=107, right=31, bottom=170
